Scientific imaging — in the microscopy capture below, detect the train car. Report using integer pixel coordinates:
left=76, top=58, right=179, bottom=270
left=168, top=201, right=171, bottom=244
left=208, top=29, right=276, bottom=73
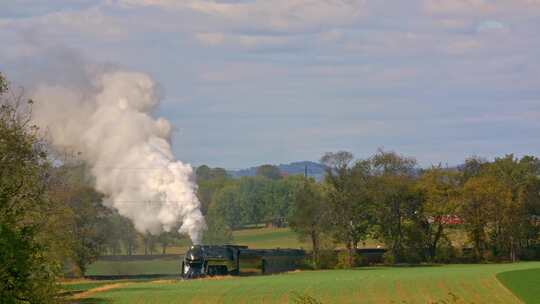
left=181, top=245, right=305, bottom=278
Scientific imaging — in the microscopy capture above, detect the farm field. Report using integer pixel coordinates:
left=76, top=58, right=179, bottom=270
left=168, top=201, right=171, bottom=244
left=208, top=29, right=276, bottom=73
left=105, top=226, right=456, bottom=256
left=87, top=228, right=307, bottom=276
left=86, top=228, right=309, bottom=276
left=87, top=228, right=309, bottom=276
left=497, top=268, right=540, bottom=304
left=87, top=227, right=387, bottom=276
left=232, top=227, right=383, bottom=249
left=114, top=227, right=310, bottom=256
left=75, top=262, right=540, bottom=304
left=62, top=280, right=120, bottom=293
left=86, top=257, right=180, bottom=276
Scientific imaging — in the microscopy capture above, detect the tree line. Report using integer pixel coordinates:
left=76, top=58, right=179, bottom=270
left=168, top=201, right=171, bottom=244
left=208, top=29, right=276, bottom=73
left=292, top=151, right=540, bottom=267
left=198, top=164, right=305, bottom=245
left=200, top=151, right=540, bottom=268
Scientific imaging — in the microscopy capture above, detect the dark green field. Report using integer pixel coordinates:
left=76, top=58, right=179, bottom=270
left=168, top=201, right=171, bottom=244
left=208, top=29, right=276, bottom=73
left=86, top=258, right=180, bottom=276
left=497, top=268, right=540, bottom=304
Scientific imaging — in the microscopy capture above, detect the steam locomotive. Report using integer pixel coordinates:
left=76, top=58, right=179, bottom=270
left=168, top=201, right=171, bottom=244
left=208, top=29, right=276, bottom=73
left=181, top=245, right=305, bottom=278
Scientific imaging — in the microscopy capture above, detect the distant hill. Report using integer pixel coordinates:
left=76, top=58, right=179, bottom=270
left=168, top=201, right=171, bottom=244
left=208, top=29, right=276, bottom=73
left=229, top=161, right=325, bottom=180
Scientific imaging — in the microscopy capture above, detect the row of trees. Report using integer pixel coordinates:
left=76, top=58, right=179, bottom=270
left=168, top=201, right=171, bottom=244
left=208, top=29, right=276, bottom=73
left=47, top=162, right=188, bottom=272
left=195, top=164, right=305, bottom=244
left=195, top=153, right=539, bottom=268
left=289, top=151, right=540, bottom=267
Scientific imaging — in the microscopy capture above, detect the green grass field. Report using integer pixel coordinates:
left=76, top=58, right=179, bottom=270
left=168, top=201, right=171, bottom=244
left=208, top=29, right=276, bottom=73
left=87, top=228, right=311, bottom=276
left=85, top=227, right=399, bottom=276
left=123, top=225, right=463, bottom=256
left=121, top=227, right=309, bottom=256
left=232, top=227, right=309, bottom=249
left=76, top=262, right=540, bottom=304
left=497, top=268, right=540, bottom=304
left=233, top=227, right=383, bottom=249
left=62, top=280, right=119, bottom=293
left=86, top=258, right=180, bottom=276
left=62, top=279, right=154, bottom=294
left=82, top=228, right=538, bottom=303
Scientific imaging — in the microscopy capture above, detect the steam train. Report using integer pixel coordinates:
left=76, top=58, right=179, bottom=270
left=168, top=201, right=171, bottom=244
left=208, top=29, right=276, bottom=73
left=181, top=245, right=305, bottom=278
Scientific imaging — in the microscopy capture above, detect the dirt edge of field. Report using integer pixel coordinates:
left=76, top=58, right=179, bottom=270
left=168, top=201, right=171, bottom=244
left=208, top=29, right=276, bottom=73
left=493, top=273, right=524, bottom=304
left=70, top=282, right=130, bottom=300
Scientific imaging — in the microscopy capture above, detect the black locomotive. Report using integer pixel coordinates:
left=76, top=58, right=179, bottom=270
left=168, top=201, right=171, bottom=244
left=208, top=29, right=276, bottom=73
left=181, top=245, right=305, bottom=278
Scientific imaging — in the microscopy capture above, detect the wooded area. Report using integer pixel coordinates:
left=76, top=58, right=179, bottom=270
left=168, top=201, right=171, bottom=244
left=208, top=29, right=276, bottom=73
left=201, top=150, right=540, bottom=268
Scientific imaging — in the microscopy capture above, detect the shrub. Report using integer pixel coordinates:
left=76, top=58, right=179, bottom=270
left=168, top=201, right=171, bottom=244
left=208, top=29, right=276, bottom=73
left=520, top=246, right=540, bottom=261
left=297, top=255, right=316, bottom=270
left=0, top=225, right=59, bottom=303
left=434, top=239, right=457, bottom=264
left=335, top=250, right=366, bottom=268
left=382, top=251, right=395, bottom=265
left=401, top=249, right=424, bottom=264
left=291, top=292, right=323, bottom=304
left=317, top=250, right=338, bottom=269
left=454, top=247, right=476, bottom=264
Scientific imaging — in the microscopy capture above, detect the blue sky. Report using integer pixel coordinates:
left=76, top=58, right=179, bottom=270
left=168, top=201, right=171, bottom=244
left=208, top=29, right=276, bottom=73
left=1, top=0, right=539, bottom=169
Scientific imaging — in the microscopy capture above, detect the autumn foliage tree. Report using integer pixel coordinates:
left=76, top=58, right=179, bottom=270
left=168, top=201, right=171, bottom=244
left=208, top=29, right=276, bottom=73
left=0, top=73, right=59, bottom=303
left=289, top=177, right=328, bottom=266
left=416, top=166, right=460, bottom=261
left=321, top=152, right=374, bottom=267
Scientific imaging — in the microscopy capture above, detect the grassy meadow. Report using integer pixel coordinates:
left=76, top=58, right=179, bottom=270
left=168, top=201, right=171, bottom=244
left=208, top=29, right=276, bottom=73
left=497, top=268, right=540, bottom=304
left=87, top=227, right=313, bottom=276
left=87, top=227, right=389, bottom=276
left=86, top=258, right=180, bottom=276
left=73, top=262, right=540, bottom=304
left=86, top=227, right=435, bottom=276
left=78, top=228, right=539, bottom=303
left=114, top=227, right=310, bottom=256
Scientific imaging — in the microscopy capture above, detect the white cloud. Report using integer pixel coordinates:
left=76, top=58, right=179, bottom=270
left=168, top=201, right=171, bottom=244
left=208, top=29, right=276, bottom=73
left=195, top=32, right=226, bottom=46
left=424, top=0, right=540, bottom=15
left=1, top=6, right=126, bottom=40
left=119, top=0, right=368, bottom=33
left=476, top=20, right=507, bottom=32
left=424, top=0, right=492, bottom=15
left=115, top=0, right=176, bottom=7
left=195, top=61, right=290, bottom=85
left=317, top=29, right=345, bottom=43
left=195, top=31, right=298, bottom=50
left=444, top=38, right=482, bottom=54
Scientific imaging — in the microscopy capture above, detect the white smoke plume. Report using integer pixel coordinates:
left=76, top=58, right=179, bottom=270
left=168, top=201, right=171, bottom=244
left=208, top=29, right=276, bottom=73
left=31, top=69, right=206, bottom=244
